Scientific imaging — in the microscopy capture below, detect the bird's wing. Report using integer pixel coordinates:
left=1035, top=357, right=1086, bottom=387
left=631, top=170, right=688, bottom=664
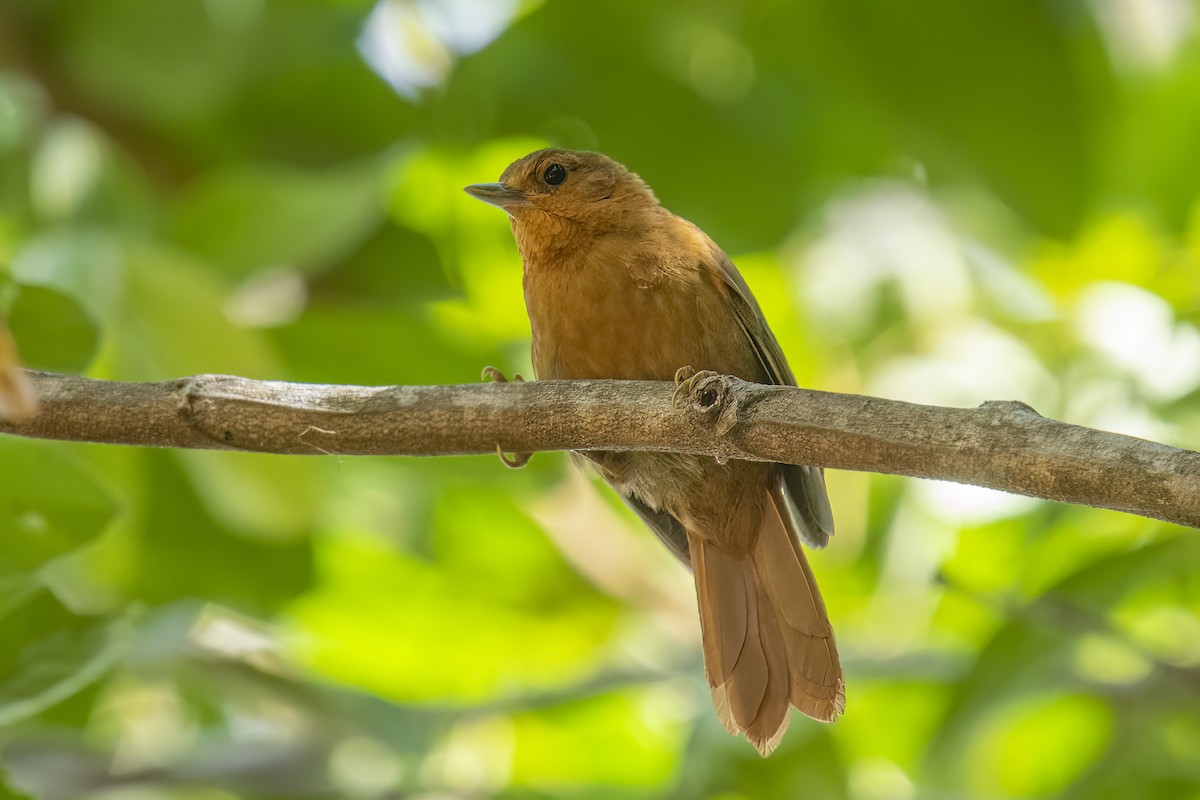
left=705, top=236, right=835, bottom=549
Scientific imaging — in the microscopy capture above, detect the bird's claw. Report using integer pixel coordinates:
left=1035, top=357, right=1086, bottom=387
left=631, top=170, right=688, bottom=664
left=496, top=444, right=531, bottom=469
left=482, top=366, right=531, bottom=468
left=673, top=368, right=739, bottom=437
left=482, top=365, right=525, bottom=384
left=672, top=367, right=724, bottom=409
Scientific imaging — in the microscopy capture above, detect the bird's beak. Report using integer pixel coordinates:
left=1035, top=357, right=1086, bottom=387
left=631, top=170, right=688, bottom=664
left=464, top=182, right=532, bottom=216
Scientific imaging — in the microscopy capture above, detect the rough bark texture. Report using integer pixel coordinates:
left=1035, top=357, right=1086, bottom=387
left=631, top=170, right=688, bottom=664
left=4, top=369, right=1200, bottom=530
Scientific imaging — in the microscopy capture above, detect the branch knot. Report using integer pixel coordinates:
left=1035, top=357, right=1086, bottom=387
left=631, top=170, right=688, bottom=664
left=980, top=399, right=1044, bottom=423
left=174, top=378, right=200, bottom=421
left=673, top=368, right=740, bottom=437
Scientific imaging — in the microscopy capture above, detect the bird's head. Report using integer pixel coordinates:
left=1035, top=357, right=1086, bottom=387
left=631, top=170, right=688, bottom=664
left=465, top=149, right=658, bottom=234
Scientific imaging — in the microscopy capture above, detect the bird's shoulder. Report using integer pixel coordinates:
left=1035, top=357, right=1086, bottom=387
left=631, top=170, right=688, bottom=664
left=614, top=211, right=733, bottom=292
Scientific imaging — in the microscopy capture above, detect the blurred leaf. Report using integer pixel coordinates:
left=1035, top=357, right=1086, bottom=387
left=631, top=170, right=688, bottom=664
left=43, top=0, right=251, bottom=123
left=127, top=450, right=313, bottom=616
left=1107, top=46, right=1200, bottom=232
left=926, top=534, right=1200, bottom=793
left=940, top=519, right=1030, bottom=596
left=507, top=690, right=678, bottom=790
left=433, top=486, right=603, bottom=610
left=968, top=693, right=1112, bottom=798
left=109, top=241, right=281, bottom=379
left=175, top=450, right=325, bottom=541
left=0, top=439, right=117, bottom=577
left=312, top=222, right=452, bottom=304
left=820, top=0, right=1108, bottom=236
left=273, top=301, right=506, bottom=386
left=170, top=159, right=386, bottom=278
left=0, top=768, right=32, bottom=800
left=923, top=613, right=1075, bottom=786
left=1021, top=508, right=1153, bottom=598
left=677, top=724, right=849, bottom=800
left=0, top=72, right=45, bottom=159
left=1030, top=213, right=1165, bottom=296
left=4, top=283, right=98, bottom=372
left=9, top=226, right=125, bottom=322
left=0, top=575, right=41, bottom=625
left=0, top=586, right=126, bottom=726
left=836, top=680, right=947, bottom=773
left=288, top=488, right=618, bottom=704
left=446, top=3, right=890, bottom=252
left=216, top=0, right=417, bottom=163
left=1051, top=532, right=1199, bottom=611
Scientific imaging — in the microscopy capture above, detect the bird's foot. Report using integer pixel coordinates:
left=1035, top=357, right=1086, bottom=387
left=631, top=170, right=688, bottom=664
left=482, top=365, right=525, bottom=384
left=672, top=366, right=724, bottom=408
left=672, top=367, right=739, bottom=438
left=482, top=366, right=531, bottom=468
left=494, top=445, right=531, bottom=469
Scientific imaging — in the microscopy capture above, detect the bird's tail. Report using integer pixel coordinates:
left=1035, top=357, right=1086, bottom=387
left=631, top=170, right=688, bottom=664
left=689, top=494, right=845, bottom=756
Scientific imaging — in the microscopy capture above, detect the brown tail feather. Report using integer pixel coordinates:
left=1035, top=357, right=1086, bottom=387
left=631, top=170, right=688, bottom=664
left=745, top=578, right=791, bottom=753
left=757, top=493, right=846, bottom=717
left=692, top=540, right=768, bottom=732
left=689, top=495, right=844, bottom=756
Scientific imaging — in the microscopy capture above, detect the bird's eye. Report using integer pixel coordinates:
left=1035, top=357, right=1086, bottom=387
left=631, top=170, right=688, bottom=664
left=543, top=163, right=567, bottom=186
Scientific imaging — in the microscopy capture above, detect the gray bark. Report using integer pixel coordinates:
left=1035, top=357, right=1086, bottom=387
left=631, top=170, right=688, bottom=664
left=3, top=369, right=1199, bottom=529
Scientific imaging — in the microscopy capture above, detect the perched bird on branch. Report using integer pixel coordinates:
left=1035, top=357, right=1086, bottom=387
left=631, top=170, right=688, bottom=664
left=466, top=149, right=843, bottom=755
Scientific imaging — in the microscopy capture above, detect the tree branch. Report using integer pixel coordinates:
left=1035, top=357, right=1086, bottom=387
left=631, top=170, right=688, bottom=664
left=3, top=370, right=1200, bottom=530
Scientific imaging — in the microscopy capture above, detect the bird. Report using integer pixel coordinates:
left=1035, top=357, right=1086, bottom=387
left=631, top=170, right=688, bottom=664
left=465, top=149, right=844, bottom=756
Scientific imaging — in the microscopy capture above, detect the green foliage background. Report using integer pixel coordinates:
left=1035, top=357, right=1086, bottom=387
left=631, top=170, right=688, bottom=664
left=2, top=1, right=1200, bottom=798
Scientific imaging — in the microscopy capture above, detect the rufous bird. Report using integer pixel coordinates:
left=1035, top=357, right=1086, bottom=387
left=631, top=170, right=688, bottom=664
left=466, top=149, right=843, bottom=755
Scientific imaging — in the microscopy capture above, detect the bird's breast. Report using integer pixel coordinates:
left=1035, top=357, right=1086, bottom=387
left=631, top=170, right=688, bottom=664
left=522, top=255, right=738, bottom=382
